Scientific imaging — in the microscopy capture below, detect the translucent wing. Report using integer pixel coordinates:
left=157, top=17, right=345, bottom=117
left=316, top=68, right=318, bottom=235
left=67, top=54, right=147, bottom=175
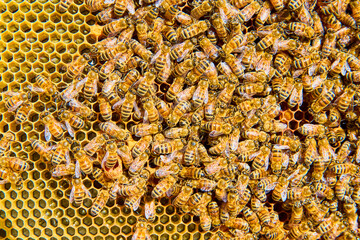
left=65, top=121, right=75, bottom=138
left=69, top=186, right=75, bottom=203
left=150, top=49, right=162, bottom=65
left=102, top=151, right=109, bottom=169
left=44, top=125, right=51, bottom=142
left=126, top=0, right=135, bottom=14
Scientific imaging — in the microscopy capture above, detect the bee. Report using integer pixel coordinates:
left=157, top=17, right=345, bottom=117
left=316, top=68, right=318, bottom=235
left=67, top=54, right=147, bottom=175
left=298, top=124, right=326, bottom=136
left=130, top=39, right=153, bottom=63
left=66, top=54, right=90, bottom=79
left=129, top=152, right=149, bottom=176
left=51, top=138, right=71, bottom=166
left=280, top=22, right=315, bottom=38
left=102, top=17, right=131, bottom=37
left=98, top=96, right=112, bottom=121
left=163, top=25, right=178, bottom=44
left=99, top=122, right=129, bottom=141
left=31, top=139, right=53, bottom=160
left=92, top=168, right=108, bottom=186
left=52, top=162, right=76, bottom=178
left=180, top=167, right=205, bottom=179
left=0, top=156, right=30, bottom=172
left=4, top=91, right=30, bottom=112
left=154, top=97, right=171, bottom=119
left=223, top=34, right=245, bottom=55
left=190, top=0, right=213, bottom=19
left=0, top=167, right=22, bottom=185
left=167, top=100, right=192, bottom=127
left=207, top=201, right=221, bottom=228
left=287, top=186, right=312, bottom=201
left=237, top=1, right=261, bottom=23
left=144, top=198, right=156, bottom=222
left=58, top=110, right=85, bottom=138
left=34, top=74, right=57, bottom=97
left=130, top=123, right=161, bottom=138
left=310, top=84, right=336, bottom=114
left=135, top=70, right=156, bottom=98
left=102, top=141, right=121, bottom=169
left=90, top=188, right=110, bottom=216
left=330, top=163, right=358, bottom=175
left=198, top=36, right=221, bottom=62
left=335, top=84, right=357, bottom=113
left=153, top=139, right=185, bottom=155
left=70, top=172, right=91, bottom=207
left=116, top=70, right=139, bottom=97
left=204, top=157, right=227, bottom=176
left=187, top=179, right=217, bottom=192
left=241, top=128, right=269, bottom=143
left=132, top=136, right=152, bottom=158
left=59, top=77, right=87, bottom=103
left=173, top=60, right=195, bottom=78
left=0, top=132, right=15, bottom=156
left=166, top=77, right=185, bottom=101
left=73, top=148, right=94, bottom=175
left=132, top=218, right=150, bottom=240
left=271, top=135, right=300, bottom=152
left=151, top=175, right=177, bottom=198
left=42, top=113, right=65, bottom=142
left=57, top=0, right=74, bottom=13
left=288, top=222, right=311, bottom=239
left=83, top=134, right=107, bottom=156
left=242, top=206, right=261, bottom=233
left=154, top=163, right=180, bottom=178
left=186, top=60, right=211, bottom=85
left=170, top=39, right=196, bottom=62
left=211, top=13, right=227, bottom=41
left=142, top=98, right=160, bottom=123
left=255, top=0, right=272, bottom=26
left=117, top=92, right=136, bottom=121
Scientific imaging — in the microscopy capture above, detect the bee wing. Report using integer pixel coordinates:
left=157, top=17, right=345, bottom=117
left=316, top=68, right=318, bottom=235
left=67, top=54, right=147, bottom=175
left=101, top=151, right=109, bottom=169
left=65, top=150, right=70, bottom=165
left=82, top=185, right=91, bottom=198
left=126, top=0, right=135, bottom=14
left=342, top=61, right=351, bottom=76
left=65, top=121, right=75, bottom=138
left=144, top=200, right=155, bottom=220
left=7, top=100, right=23, bottom=112
left=154, top=0, right=164, bottom=7
left=69, top=186, right=75, bottom=203
left=330, top=57, right=341, bottom=71
left=133, top=196, right=141, bottom=211
left=308, top=63, right=317, bottom=76
left=75, top=160, right=81, bottom=178
left=150, top=49, right=162, bottom=65
left=281, top=188, right=288, bottom=202
left=28, top=85, right=45, bottom=93
left=209, top=130, right=224, bottom=137
left=44, top=125, right=51, bottom=142
left=112, top=97, right=125, bottom=110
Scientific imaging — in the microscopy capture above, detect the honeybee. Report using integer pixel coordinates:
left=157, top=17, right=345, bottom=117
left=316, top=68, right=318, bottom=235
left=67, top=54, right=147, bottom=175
left=31, top=139, right=53, bottom=160
left=223, top=34, right=245, bottom=55
left=298, top=124, right=326, bottom=136
left=102, top=141, right=121, bottom=169
left=99, top=122, right=129, bottom=141
left=154, top=97, right=171, bottom=119
left=280, top=22, right=315, bottom=38
left=42, top=113, right=65, bottom=142
left=52, top=162, right=76, bottom=178
left=170, top=39, right=196, bottom=62
left=142, top=98, right=160, bottom=123
left=271, top=135, right=300, bottom=152
left=135, top=70, right=156, bottom=98
left=0, top=156, right=30, bottom=172
left=153, top=139, right=185, bottom=155
left=204, top=157, right=227, bottom=176
left=83, top=134, right=107, bottom=156
left=65, top=54, right=90, bottom=79
left=58, top=110, right=85, bottom=138
left=70, top=171, right=91, bottom=206
left=163, top=25, right=178, bottom=44
left=130, top=123, right=161, bottom=138
left=288, top=221, right=311, bottom=239
left=51, top=138, right=72, bottom=166
left=242, top=206, right=261, bottom=233
left=167, top=100, right=192, bottom=127
left=151, top=175, right=177, bottom=198
left=98, top=96, right=112, bottom=122
left=73, top=148, right=94, bottom=175
left=287, top=186, right=312, bottom=201
left=255, top=0, right=272, bottom=26
left=330, top=163, right=358, bottom=175
left=129, top=152, right=149, bottom=176
left=211, top=13, right=227, bottom=41
left=33, top=74, right=58, bottom=97
left=217, top=83, right=236, bottom=107
left=129, top=39, right=153, bottom=63
left=90, top=188, right=110, bottom=217
left=132, top=218, right=150, bottom=240
left=4, top=91, right=30, bottom=112
left=132, top=136, right=152, bottom=158
left=0, top=132, right=15, bottom=156
left=191, top=0, right=213, bottom=19
left=0, top=167, right=22, bottom=185
left=180, top=167, right=205, bottom=179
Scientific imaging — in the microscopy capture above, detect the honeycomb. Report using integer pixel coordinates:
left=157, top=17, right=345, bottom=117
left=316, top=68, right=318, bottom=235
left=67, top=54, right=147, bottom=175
left=2, top=0, right=360, bottom=239
left=0, top=1, right=219, bottom=239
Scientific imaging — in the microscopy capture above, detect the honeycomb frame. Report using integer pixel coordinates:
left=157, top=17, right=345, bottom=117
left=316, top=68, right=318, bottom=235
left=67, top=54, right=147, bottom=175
left=0, top=0, right=221, bottom=239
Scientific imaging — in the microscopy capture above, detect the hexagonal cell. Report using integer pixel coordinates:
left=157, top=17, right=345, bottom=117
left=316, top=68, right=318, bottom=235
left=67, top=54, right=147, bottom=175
left=15, top=72, right=26, bottom=83
left=67, top=43, right=78, bottom=54
left=74, top=14, right=84, bottom=25
left=19, top=22, right=31, bottom=34
left=26, top=52, right=37, bottom=63
left=79, top=43, right=91, bottom=55
left=45, top=63, right=56, bottom=74
left=14, top=12, right=25, bottom=23
left=61, top=53, right=72, bottom=64
left=8, top=22, right=19, bottom=33
left=19, top=2, right=30, bottom=13
left=62, top=13, right=73, bottom=25
left=38, top=12, right=49, bottom=23
left=44, top=2, right=55, bottom=13
left=0, top=22, right=6, bottom=34
left=80, top=24, right=90, bottom=35
left=0, top=62, right=7, bottom=75
left=20, top=62, right=31, bottom=73
left=72, top=32, right=85, bottom=45
left=26, top=11, right=37, bottom=23
left=79, top=5, right=89, bottom=15
left=31, top=2, right=43, bottom=13
left=2, top=32, right=13, bottom=43
left=8, top=43, right=19, bottom=53
left=50, top=32, right=61, bottom=43
left=32, top=22, right=44, bottom=33
left=33, top=62, right=44, bottom=74
left=26, top=31, right=37, bottom=43
left=68, top=23, right=79, bottom=34
left=14, top=32, right=25, bottom=43
left=8, top=62, right=20, bottom=73
left=50, top=12, right=61, bottom=23
left=32, top=42, right=43, bottom=53
left=38, top=52, right=49, bottom=64
left=56, top=23, right=67, bottom=34
left=49, top=52, right=61, bottom=64
left=44, top=22, right=55, bottom=33
left=7, top=2, right=18, bottom=13
left=14, top=52, right=25, bottom=63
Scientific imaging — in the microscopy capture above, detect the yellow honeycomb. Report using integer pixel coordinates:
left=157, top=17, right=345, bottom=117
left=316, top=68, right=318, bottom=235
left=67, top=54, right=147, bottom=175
left=0, top=0, right=218, bottom=239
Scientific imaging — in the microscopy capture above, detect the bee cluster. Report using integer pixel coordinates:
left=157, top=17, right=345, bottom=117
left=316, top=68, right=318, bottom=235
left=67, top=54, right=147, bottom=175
left=3, top=0, right=360, bottom=238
